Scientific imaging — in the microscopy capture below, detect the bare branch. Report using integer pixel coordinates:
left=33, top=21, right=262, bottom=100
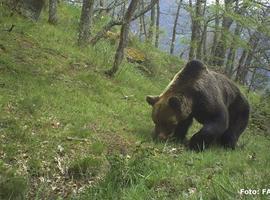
left=90, top=0, right=159, bottom=45
left=93, top=0, right=125, bottom=14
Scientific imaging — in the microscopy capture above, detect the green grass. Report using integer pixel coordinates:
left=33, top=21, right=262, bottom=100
left=0, top=3, right=270, bottom=200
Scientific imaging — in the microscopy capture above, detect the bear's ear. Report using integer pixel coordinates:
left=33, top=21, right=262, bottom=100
left=146, top=95, right=159, bottom=106
left=168, top=96, right=181, bottom=110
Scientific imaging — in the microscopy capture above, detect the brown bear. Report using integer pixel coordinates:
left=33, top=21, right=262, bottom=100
left=146, top=60, right=250, bottom=151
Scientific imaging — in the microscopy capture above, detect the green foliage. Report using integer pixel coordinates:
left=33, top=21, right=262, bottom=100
left=248, top=92, right=270, bottom=135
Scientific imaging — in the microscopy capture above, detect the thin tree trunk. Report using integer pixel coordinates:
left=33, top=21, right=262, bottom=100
left=139, top=13, right=144, bottom=41
left=78, top=0, right=95, bottom=46
left=225, top=23, right=241, bottom=77
left=188, top=0, right=196, bottom=60
left=212, top=0, right=234, bottom=67
left=188, top=0, right=202, bottom=60
left=247, top=67, right=257, bottom=93
left=98, top=0, right=105, bottom=15
left=138, top=0, right=144, bottom=41
left=235, top=49, right=248, bottom=82
left=155, top=0, right=160, bottom=48
left=106, top=0, right=139, bottom=76
left=209, top=0, right=220, bottom=65
left=235, top=32, right=259, bottom=83
left=141, top=6, right=147, bottom=39
left=147, top=0, right=156, bottom=44
left=111, top=3, right=115, bottom=18
left=140, top=0, right=147, bottom=40
left=99, top=0, right=104, bottom=7
left=242, top=41, right=259, bottom=84
left=195, top=0, right=203, bottom=60
left=200, top=22, right=208, bottom=62
left=170, top=0, right=182, bottom=55
left=197, top=0, right=207, bottom=60
left=48, top=0, right=58, bottom=24
left=236, top=6, right=269, bottom=82
left=210, top=0, right=220, bottom=64
left=122, top=1, right=126, bottom=17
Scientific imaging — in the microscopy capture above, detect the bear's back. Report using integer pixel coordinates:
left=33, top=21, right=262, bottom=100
left=193, top=70, right=241, bottom=108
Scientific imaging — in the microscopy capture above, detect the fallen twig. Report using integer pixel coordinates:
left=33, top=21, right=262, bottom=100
left=66, top=137, right=88, bottom=142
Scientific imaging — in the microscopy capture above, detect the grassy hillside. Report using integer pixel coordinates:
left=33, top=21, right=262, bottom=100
left=0, top=3, right=270, bottom=200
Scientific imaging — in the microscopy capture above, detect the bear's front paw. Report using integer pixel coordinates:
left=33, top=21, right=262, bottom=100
left=189, top=134, right=206, bottom=152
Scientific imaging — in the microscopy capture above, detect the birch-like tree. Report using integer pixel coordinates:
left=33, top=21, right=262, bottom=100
left=78, top=0, right=95, bottom=46
left=106, top=0, right=139, bottom=76
left=48, top=0, right=58, bottom=24
left=155, top=0, right=160, bottom=48
left=188, top=0, right=203, bottom=60
left=170, top=0, right=182, bottom=55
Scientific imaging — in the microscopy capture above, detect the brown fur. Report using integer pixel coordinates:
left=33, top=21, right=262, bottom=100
left=146, top=60, right=250, bottom=151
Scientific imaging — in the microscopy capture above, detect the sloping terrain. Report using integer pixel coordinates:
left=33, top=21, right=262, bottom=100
left=0, top=3, right=270, bottom=200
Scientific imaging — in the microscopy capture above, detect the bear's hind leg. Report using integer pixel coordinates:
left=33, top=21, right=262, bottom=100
left=219, top=96, right=249, bottom=149
left=189, top=120, right=227, bottom=151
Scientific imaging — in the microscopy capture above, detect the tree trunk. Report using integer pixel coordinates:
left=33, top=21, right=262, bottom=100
left=200, top=22, right=208, bottom=62
left=139, top=14, right=144, bottom=41
left=212, top=0, right=234, bottom=67
left=122, top=1, right=126, bottom=17
left=147, top=0, right=156, bottom=44
left=188, top=0, right=196, bottom=60
left=78, top=0, right=95, bottom=46
left=237, top=6, right=270, bottom=83
left=139, top=0, right=147, bottom=41
left=106, top=0, right=139, bottom=76
left=99, top=0, right=104, bottom=7
left=111, top=3, right=116, bottom=18
left=12, top=0, right=44, bottom=20
left=195, top=0, right=203, bottom=60
left=210, top=0, right=220, bottom=65
left=225, top=23, right=241, bottom=77
left=48, top=0, right=58, bottom=24
left=235, top=49, right=248, bottom=82
left=188, top=0, right=202, bottom=60
left=170, top=0, right=182, bottom=55
left=155, top=0, right=160, bottom=48
left=241, top=41, right=259, bottom=84
left=247, top=67, right=257, bottom=93
left=235, top=32, right=259, bottom=83
left=98, top=0, right=105, bottom=15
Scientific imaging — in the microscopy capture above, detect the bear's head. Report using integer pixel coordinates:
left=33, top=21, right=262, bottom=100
left=146, top=95, right=191, bottom=140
